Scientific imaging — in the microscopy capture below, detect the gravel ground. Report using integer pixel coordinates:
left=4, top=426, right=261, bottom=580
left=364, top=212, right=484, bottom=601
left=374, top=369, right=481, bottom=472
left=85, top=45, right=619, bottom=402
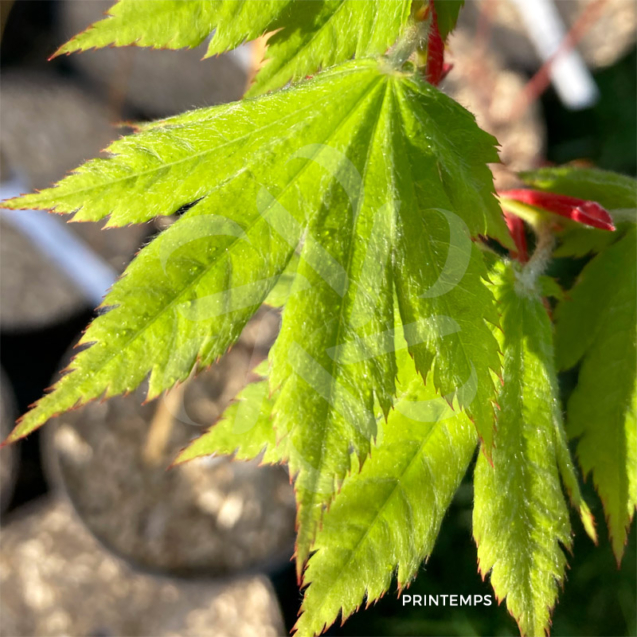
left=0, top=497, right=286, bottom=637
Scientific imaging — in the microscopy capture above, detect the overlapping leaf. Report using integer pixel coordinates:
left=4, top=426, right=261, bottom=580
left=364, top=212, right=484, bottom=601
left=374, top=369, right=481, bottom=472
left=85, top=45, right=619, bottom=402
left=176, top=345, right=478, bottom=637
left=555, top=227, right=637, bottom=563
left=246, top=0, right=412, bottom=96
left=53, top=0, right=411, bottom=95
left=295, top=350, right=478, bottom=637
left=474, top=262, right=594, bottom=637
left=174, top=361, right=286, bottom=465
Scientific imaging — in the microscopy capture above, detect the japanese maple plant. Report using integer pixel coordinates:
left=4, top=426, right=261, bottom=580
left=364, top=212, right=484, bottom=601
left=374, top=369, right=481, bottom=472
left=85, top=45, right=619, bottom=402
left=3, top=2, right=636, bottom=636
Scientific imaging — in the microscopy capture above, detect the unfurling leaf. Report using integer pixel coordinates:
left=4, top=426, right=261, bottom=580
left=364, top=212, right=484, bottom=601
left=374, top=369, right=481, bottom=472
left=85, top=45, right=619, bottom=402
left=423, top=1, right=446, bottom=86
left=504, top=211, right=529, bottom=263
left=520, top=167, right=637, bottom=257
left=474, top=262, right=593, bottom=637
left=555, top=227, right=637, bottom=564
left=499, top=189, right=615, bottom=231
left=53, top=0, right=411, bottom=95
left=520, top=166, right=637, bottom=212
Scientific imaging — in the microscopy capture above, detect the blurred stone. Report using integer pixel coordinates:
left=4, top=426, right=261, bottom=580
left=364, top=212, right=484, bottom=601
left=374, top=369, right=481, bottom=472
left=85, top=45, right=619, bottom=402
left=561, top=0, right=637, bottom=68
left=0, top=218, right=85, bottom=327
left=443, top=28, right=546, bottom=190
left=0, top=498, right=286, bottom=637
left=237, top=306, right=281, bottom=353
left=0, top=371, right=17, bottom=513
left=1, top=73, right=149, bottom=325
left=42, top=338, right=295, bottom=576
left=459, top=0, right=636, bottom=71
left=59, top=0, right=248, bottom=118
left=0, top=71, right=115, bottom=190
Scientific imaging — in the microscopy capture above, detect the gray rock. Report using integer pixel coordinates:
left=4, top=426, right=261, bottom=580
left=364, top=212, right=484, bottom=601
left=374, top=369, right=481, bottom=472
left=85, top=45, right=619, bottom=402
left=0, top=498, right=286, bottom=637
left=0, top=73, right=148, bottom=326
left=0, top=217, right=85, bottom=327
left=0, top=71, right=115, bottom=190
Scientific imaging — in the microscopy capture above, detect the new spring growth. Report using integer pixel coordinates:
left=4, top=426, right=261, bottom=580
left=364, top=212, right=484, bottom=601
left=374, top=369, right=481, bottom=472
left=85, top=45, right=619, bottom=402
left=500, top=189, right=616, bottom=231
left=499, top=188, right=616, bottom=293
left=412, top=0, right=453, bottom=86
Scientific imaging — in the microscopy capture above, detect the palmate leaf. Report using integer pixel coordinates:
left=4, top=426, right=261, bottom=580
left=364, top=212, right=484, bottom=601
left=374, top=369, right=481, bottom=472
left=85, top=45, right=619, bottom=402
left=474, top=262, right=594, bottom=637
left=4, top=64, right=389, bottom=225
left=555, top=227, right=637, bottom=564
left=53, top=0, right=411, bottom=95
left=267, top=65, right=507, bottom=569
left=4, top=61, right=378, bottom=437
left=5, top=61, right=507, bottom=575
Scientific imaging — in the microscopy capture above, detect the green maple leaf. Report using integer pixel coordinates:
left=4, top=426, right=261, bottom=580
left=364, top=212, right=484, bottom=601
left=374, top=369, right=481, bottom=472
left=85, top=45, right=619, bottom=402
left=555, top=226, right=637, bottom=564
left=473, top=261, right=595, bottom=637
left=246, top=0, right=412, bottom=96
left=434, top=0, right=464, bottom=40
left=53, top=0, right=411, bottom=95
left=173, top=361, right=287, bottom=465
left=177, top=345, right=478, bottom=637
left=4, top=60, right=507, bottom=573
left=265, top=64, right=507, bottom=569
left=4, top=65, right=389, bottom=225
left=520, top=167, right=637, bottom=257
left=294, top=349, right=478, bottom=637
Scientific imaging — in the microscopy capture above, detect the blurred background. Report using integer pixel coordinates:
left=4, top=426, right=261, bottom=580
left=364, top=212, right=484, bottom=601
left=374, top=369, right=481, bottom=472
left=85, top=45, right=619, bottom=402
left=0, top=1, right=635, bottom=635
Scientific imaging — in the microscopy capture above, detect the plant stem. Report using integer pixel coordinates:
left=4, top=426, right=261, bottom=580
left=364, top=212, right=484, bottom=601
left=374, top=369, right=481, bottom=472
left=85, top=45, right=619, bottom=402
left=515, top=223, right=555, bottom=296
left=143, top=382, right=186, bottom=466
left=388, top=15, right=430, bottom=70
